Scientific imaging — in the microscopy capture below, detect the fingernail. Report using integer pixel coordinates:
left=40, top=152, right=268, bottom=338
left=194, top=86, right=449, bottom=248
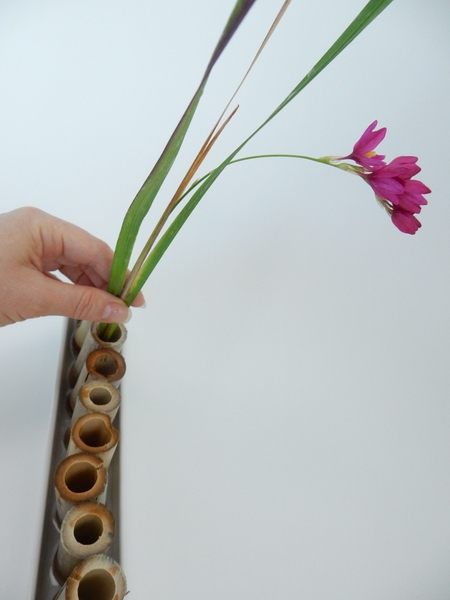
left=102, top=304, right=131, bottom=323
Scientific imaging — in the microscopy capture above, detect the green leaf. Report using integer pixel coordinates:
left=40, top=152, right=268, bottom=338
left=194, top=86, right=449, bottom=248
left=206, top=0, right=258, bottom=77
left=254, top=0, right=394, bottom=129
left=107, top=0, right=258, bottom=297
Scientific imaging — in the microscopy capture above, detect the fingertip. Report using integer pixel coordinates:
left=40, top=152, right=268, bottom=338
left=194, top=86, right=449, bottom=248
left=131, top=291, right=146, bottom=308
left=101, top=303, right=132, bottom=324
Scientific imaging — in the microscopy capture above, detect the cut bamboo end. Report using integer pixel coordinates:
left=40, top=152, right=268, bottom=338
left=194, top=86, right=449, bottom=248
left=71, top=322, right=127, bottom=384
left=54, top=454, right=107, bottom=522
left=91, top=321, right=127, bottom=352
left=86, top=348, right=126, bottom=385
left=72, top=381, right=121, bottom=423
left=67, top=413, right=120, bottom=469
left=55, top=502, right=115, bottom=581
left=55, top=554, right=127, bottom=600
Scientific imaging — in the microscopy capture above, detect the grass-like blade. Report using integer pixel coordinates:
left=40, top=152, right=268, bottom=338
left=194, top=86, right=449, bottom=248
left=107, top=0, right=258, bottom=297
left=254, top=0, right=394, bottom=129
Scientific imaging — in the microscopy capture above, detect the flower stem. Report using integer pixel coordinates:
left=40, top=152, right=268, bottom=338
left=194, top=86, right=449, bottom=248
left=229, top=153, right=343, bottom=168
left=178, top=152, right=349, bottom=203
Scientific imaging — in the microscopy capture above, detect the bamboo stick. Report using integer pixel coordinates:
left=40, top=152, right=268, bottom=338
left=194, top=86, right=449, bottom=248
left=54, top=554, right=127, bottom=600
left=54, top=453, right=107, bottom=522
left=72, top=381, right=121, bottom=423
left=55, top=502, right=115, bottom=581
left=67, top=413, right=120, bottom=469
left=70, top=348, right=126, bottom=408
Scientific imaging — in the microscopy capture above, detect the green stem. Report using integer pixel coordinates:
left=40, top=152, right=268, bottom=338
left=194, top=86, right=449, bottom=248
left=229, top=153, right=343, bottom=168
left=179, top=153, right=351, bottom=203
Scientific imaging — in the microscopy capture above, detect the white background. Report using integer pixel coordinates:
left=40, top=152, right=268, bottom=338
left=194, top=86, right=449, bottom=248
left=0, top=1, right=449, bottom=598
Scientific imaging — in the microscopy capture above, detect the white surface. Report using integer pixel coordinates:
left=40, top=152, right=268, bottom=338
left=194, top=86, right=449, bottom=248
left=0, top=1, right=449, bottom=598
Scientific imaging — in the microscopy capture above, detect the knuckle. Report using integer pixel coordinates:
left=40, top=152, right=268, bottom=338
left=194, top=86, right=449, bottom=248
left=73, top=288, right=98, bottom=321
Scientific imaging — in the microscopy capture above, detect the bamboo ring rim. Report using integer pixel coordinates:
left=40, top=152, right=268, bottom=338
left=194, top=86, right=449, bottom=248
left=63, top=554, right=127, bottom=600
left=60, top=502, right=115, bottom=559
left=55, top=453, right=106, bottom=503
left=70, top=413, right=120, bottom=455
left=85, top=348, right=126, bottom=382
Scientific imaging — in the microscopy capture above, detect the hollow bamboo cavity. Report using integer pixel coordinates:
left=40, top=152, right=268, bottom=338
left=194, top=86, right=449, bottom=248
left=55, top=502, right=115, bottom=581
left=70, top=348, right=126, bottom=408
left=71, top=322, right=127, bottom=383
left=54, top=554, right=127, bottom=600
left=86, top=348, right=126, bottom=384
left=55, top=453, right=107, bottom=522
left=67, top=413, right=120, bottom=468
left=72, top=381, right=121, bottom=424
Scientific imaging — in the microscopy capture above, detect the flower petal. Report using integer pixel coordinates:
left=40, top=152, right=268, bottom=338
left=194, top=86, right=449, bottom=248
left=391, top=209, right=422, bottom=234
left=340, top=121, right=387, bottom=170
left=403, top=179, right=431, bottom=195
left=353, top=120, right=387, bottom=156
left=376, top=156, right=421, bottom=179
left=367, top=174, right=404, bottom=203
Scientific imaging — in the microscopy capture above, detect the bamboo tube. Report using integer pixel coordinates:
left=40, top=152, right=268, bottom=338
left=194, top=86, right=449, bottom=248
left=73, top=320, right=91, bottom=350
left=70, top=325, right=96, bottom=387
left=67, top=413, right=120, bottom=469
left=70, top=322, right=127, bottom=384
left=86, top=348, right=126, bottom=385
left=70, top=348, right=126, bottom=408
left=72, top=381, right=121, bottom=424
left=32, top=320, right=122, bottom=600
left=55, top=453, right=107, bottom=522
left=55, top=502, right=115, bottom=581
left=54, top=554, right=127, bottom=600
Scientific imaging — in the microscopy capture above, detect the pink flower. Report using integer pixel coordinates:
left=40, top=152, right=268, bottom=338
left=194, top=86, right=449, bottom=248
left=362, top=155, right=430, bottom=234
left=341, top=120, right=387, bottom=170
left=338, top=122, right=431, bottom=235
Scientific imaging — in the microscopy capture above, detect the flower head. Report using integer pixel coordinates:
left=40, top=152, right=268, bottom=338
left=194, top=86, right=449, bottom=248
left=363, top=155, right=430, bottom=234
left=337, top=122, right=430, bottom=234
left=341, top=120, right=387, bottom=170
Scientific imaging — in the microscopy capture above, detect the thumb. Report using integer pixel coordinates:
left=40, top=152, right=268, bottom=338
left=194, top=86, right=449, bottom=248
left=25, top=273, right=131, bottom=323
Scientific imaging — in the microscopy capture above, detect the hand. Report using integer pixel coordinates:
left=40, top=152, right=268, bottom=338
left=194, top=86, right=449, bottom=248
left=0, top=207, right=144, bottom=326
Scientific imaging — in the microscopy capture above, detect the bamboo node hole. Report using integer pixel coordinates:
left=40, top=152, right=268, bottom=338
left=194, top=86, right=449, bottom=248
left=78, top=569, right=116, bottom=600
left=89, top=387, right=112, bottom=406
left=73, top=515, right=104, bottom=546
left=79, top=418, right=112, bottom=448
left=93, top=355, right=118, bottom=378
left=64, top=462, right=98, bottom=494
